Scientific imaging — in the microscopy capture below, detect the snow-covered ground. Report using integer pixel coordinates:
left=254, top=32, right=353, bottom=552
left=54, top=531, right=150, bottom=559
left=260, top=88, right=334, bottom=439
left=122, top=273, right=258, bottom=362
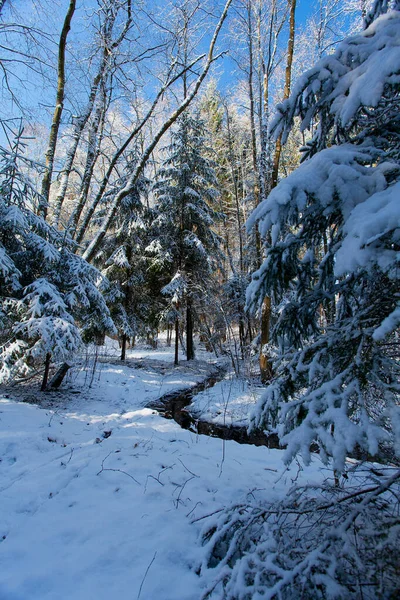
left=97, top=334, right=218, bottom=364
left=0, top=340, right=327, bottom=600
left=188, top=375, right=264, bottom=427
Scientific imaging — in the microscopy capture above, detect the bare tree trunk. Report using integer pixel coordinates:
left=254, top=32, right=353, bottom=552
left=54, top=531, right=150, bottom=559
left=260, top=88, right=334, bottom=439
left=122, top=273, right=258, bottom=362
left=247, top=315, right=253, bottom=342
left=69, top=89, right=107, bottom=235
left=38, top=0, right=76, bottom=220
left=174, top=318, right=179, bottom=366
left=51, top=69, right=106, bottom=228
left=75, top=53, right=206, bottom=244
left=121, top=334, right=127, bottom=361
left=256, top=0, right=287, bottom=196
left=224, top=102, right=244, bottom=273
left=260, top=0, right=296, bottom=383
left=271, top=0, right=297, bottom=188
left=245, top=1, right=262, bottom=266
left=51, top=1, right=132, bottom=228
left=260, top=296, right=273, bottom=383
left=41, top=352, right=52, bottom=391
left=186, top=296, right=195, bottom=360
left=239, top=317, right=245, bottom=359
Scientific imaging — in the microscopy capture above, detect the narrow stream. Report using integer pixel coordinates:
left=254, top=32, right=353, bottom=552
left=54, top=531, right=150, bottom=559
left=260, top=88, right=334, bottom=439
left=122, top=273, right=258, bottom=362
left=147, top=367, right=399, bottom=464
left=148, top=367, right=281, bottom=449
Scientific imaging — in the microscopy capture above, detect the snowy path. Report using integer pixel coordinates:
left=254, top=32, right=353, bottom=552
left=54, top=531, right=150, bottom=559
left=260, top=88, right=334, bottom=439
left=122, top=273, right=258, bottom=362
left=0, top=345, right=326, bottom=600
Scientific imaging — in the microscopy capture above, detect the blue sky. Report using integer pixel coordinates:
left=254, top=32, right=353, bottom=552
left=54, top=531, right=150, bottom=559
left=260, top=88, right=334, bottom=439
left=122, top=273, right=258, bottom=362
left=0, top=0, right=361, bottom=146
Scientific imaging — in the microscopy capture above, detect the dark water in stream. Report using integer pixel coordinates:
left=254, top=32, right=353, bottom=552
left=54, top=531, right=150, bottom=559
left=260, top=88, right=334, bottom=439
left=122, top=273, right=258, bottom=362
left=147, top=367, right=281, bottom=449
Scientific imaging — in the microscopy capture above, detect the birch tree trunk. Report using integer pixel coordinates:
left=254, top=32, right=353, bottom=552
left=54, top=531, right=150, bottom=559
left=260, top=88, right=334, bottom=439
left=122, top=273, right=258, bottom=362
left=38, top=0, right=76, bottom=220
left=51, top=0, right=132, bottom=228
left=75, top=54, right=205, bottom=245
left=68, top=89, right=107, bottom=235
left=82, top=0, right=233, bottom=263
left=51, top=62, right=109, bottom=227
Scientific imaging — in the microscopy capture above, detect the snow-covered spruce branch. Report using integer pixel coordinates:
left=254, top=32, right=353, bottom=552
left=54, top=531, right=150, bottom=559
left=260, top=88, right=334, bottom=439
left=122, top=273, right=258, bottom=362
left=268, top=9, right=400, bottom=151
left=246, top=6, right=400, bottom=472
left=198, top=468, right=400, bottom=599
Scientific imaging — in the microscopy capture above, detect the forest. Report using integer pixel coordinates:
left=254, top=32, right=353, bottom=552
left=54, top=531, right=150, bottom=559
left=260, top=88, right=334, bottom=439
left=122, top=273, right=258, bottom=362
left=0, top=0, right=399, bottom=598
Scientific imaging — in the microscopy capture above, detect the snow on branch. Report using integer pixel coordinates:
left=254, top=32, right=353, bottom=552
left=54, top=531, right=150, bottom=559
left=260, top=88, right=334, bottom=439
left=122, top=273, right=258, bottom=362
left=198, top=467, right=400, bottom=600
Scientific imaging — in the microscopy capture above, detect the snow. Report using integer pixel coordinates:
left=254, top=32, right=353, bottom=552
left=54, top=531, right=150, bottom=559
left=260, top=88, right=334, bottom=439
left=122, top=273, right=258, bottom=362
left=373, top=305, right=400, bottom=341
left=103, top=335, right=214, bottom=364
left=247, top=144, right=388, bottom=243
left=331, top=13, right=400, bottom=126
left=188, top=375, right=263, bottom=427
left=335, top=179, right=400, bottom=278
left=0, top=342, right=326, bottom=600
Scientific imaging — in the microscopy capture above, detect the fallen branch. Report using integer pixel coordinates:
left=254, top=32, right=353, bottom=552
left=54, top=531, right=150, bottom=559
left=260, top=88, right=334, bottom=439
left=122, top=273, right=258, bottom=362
left=137, top=551, right=157, bottom=600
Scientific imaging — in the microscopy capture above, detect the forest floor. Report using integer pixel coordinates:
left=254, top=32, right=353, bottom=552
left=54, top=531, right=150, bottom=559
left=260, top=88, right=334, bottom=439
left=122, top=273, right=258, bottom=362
left=0, top=339, right=330, bottom=600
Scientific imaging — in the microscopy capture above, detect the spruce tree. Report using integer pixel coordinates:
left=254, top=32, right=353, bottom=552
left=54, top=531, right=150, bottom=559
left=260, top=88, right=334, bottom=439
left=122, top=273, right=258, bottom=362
left=0, top=126, right=115, bottom=388
left=153, top=111, right=223, bottom=361
left=92, top=153, right=157, bottom=359
left=199, top=7, right=400, bottom=596
left=246, top=1, right=400, bottom=471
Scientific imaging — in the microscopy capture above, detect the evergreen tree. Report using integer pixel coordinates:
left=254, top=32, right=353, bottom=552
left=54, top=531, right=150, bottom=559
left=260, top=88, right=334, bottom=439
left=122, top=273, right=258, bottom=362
left=0, top=127, right=115, bottom=388
left=92, top=153, right=158, bottom=359
left=153, top=111, right=223, bottom=361
left=246, top=2, right=400, bottom=471
left=200, top=7, right=400, bottom=597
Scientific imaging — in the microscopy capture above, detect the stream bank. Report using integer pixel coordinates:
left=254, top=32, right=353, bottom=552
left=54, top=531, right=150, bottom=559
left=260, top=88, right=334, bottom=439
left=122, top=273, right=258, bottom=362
left=147, top=366, right=281, bottom=449
left=150, top=365, right=396, bottom=464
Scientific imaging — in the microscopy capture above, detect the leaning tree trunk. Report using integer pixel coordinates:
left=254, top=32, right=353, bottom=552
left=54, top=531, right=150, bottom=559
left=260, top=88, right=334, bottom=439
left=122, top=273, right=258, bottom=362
left=51, top=69, right=104, bottom=228
left=74, top=65, right=189, bottom=244
left=49, top=362, right=71, bottom=389
left=69, top=92, right=107, bottom=235
left=82, top=0, right=233, bottom=263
